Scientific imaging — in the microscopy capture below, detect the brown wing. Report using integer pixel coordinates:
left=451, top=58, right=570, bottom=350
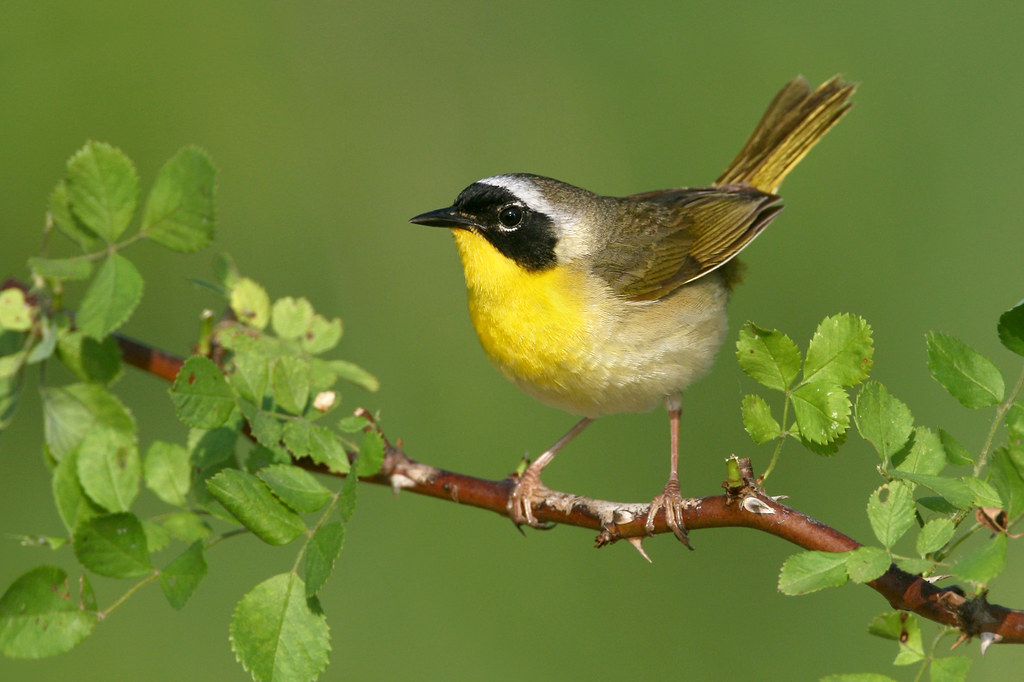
left=593, top=186, right=781, bottom=301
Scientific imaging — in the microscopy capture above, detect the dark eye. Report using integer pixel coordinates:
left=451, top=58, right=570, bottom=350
left=498, top=204, right=524, bottom=228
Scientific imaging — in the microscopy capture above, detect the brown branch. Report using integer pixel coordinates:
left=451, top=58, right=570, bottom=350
left=109, top=330, right=1024, bottom=647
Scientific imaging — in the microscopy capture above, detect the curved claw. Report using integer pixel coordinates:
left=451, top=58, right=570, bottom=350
left=507, top=471, right=554, bottom=530
left=646, top=478, right=693, bottom=550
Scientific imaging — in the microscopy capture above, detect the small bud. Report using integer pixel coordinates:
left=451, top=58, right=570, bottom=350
left=313, top=391, right=337, bottom=413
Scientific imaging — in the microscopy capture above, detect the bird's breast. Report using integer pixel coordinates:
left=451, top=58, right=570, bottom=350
left=452, top=230, right=593, bottom=395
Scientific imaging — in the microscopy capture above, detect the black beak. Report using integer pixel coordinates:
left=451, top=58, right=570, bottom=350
left=409, top=206, right=476, bottom=229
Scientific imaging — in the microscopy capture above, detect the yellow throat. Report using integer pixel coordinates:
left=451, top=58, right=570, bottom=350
left=451, top=229, right=591, bottom=395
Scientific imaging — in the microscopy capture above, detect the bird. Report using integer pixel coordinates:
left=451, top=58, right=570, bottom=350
left=410, top=76, right=854, bottom=544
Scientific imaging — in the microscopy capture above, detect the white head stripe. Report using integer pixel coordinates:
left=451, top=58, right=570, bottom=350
left=478, top=175, right=559, bottom=220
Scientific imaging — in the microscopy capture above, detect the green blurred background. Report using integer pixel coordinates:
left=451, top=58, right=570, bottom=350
left=2, top=2, right=1022, bottom=680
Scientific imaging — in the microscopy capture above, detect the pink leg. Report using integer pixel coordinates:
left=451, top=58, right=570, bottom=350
left=508, top=417, right=592, bottom=527
left=646, top=394, right=692, bottom=547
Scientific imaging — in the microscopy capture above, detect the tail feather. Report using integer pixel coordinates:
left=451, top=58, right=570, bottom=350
left=715, top=76, right=855, bottom=194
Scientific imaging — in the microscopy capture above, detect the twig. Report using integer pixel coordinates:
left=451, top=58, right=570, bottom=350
left=111, top=331, right=1024, bottom=647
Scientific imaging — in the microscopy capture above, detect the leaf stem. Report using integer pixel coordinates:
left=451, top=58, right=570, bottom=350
left=975, top=361, right=1024, bottom=476
left=204, top=527, right=250, bottom=551
left=761, top=397, right=791, bottom=481
left=934, top=522, right=981, bottom=563
left=100, top=570, right=160, bottom=619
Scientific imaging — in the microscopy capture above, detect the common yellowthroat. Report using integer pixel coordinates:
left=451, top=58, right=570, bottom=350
left=411, top=76, right=854, bottom=543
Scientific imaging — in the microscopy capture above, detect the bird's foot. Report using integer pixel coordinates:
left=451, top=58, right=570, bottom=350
left=645, top=476, right=693, bottom=549
left=507, top=468, right=546, bottom=529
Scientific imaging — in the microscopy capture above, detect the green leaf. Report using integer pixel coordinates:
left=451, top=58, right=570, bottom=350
left=230, top=573, right=330, bottom=682
left=0, top=289, right=34, bottom=332
left=778, top=550, right=848, bottom=595
left=72, top=513, right=152, bottom=578
left=282, top=419, right=312, bottom=458
left=246, top=444, right=291, bottom=472
left=803, top=314, right=873, bottom=387
left=893, top=471, right=974, bottom=510
left=258, top=464, right=333, bottom=513
left=301, top=314, right=343, bottom=355
left=76, top=427, right=140, bottom=512
left=77, top=253, right=144, bottom=340
left=271, top=297, right=315, bottom=340
left=160, top=541, right=207, bottom=610
left=206, top=469, right=306, bottom=545
left=272, top=356, right=310, bottom=414
left=305, top=522, right=345, bottom=598
left=230, top=347, right=270, bottom=405
left=170, top=356, right=236, bottom=429
left=188, top=425, right=240, bottom=517
left=56, top=330, right=122, bottom=385
left=867, top=611, right=905, bottom=640
left=41, top=383, right=135, bottom=460
left=741, top=394, right=781, bottom=443
left=916, top=497, right=957, bottom=515
left=65, top=141, right=138, bottom=242
left=916, top=518, right=955, bottom=556
left=930, top=655, right=971, bottom=682
left=855, top=381, right=914, bottom=462
left=52, top=447, right=101, bottom=533
left=789, top=381, right=850, bottom=445
left=213, top=252, right=241, bottom=289
left=0, top=372, right=22, bottom=432
left=325, top=359, right=379, bottom=392
left=896, top=556, right=935, bottom=575
left=144, top=441, right=191, bottom=507
left=868, top=611, right=924, bottom=665
left=736, top=323, right=801, bottom=391
left=49, top=180, right=103, bottom=251
left=141, top=146, right=215, bottom=252
left=961, top=476, right=1003, bottom=508
left=230, top=277, right=271, bottom=330
left=26, top=316, right=57, bottom=365
left=250, top=410, right=284, bottom=449
left=997, top=299, right=1024, bottom=356
left=844, top=546, right=890, bottom=583
left=952, top=533, right=1007, bottom=587
left=357, top=429, right=385, bottom=477
left=337, top=464, right=358, bottom=523
left=305, top=360, right=339, bottom=394
left=0, top=566, right=98, bottom=658
left=142, top=519, right=171, bottom=552
left=925, top=332, right=1004, bottom=408
left=990, top=448, right=1024, bottom=517
left=894, top=427, right=945, bottom=476
left=28, top=256, right=93, bottom=281
left=162, top=511, right=211, bottom=543
left=938, top=429, right=973, bottom=466
left=337, top=414, right=370, bottom=433
left=867, top=482, right=915, bottom=548
left=0, top=340, right=27, bottom=381
left=1006, top=403, right=1024, bottom=442
left=310, top=425, right=351, bottom=474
